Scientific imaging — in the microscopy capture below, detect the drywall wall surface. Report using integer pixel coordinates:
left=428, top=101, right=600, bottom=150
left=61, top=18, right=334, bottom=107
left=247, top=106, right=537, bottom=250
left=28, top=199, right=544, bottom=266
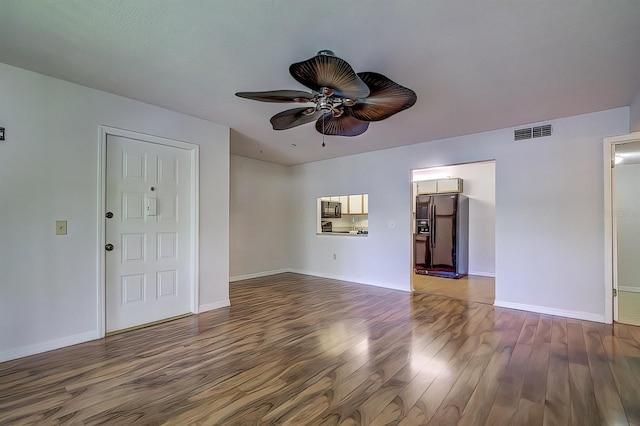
left=289, top=108, right=629, bottom=321
left=0, top=63, right=230, bottom=361
left=229, top=155, right=293, bottom=280
left=614, top=163, right=640, bottom=290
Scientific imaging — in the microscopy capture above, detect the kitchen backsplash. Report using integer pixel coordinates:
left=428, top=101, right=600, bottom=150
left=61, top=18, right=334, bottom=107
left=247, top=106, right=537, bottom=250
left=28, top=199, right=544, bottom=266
left=329, top=214, right=368, bottom=230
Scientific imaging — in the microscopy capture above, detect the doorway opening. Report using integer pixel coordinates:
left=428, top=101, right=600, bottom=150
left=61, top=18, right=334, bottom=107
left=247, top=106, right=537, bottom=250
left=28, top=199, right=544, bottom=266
left=410, top=160, right=496, bottom=305
left=604, top=132, right=640, bottom=325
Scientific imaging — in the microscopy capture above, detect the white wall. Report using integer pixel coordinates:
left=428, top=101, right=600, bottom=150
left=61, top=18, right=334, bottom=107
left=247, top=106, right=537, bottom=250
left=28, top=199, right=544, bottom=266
left=614, top=163, right=640, bottom=291
left=0, top=63, right=230, bottom=361
left=413, top=161, right=496, bottom=276
left=229, top=155, right=292, bottom=280
left=630, top=91, right=640, bottom=132
left=289, top=108, right=629, bottom=321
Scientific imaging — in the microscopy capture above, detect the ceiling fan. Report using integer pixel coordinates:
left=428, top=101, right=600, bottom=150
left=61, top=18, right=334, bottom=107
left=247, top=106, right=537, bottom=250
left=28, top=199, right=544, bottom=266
left=235, top=50, right=417, bottom=137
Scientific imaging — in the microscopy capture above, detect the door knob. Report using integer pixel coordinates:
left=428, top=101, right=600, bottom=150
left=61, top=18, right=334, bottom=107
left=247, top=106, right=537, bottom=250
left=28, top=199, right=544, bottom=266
left=105, top=212, right=113, bottom=218
left=105, top=243, right=114, bottom=251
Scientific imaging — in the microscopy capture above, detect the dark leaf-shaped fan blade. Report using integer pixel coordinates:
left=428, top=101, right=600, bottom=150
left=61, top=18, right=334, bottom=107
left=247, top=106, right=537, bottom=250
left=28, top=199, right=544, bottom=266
left=235, top=90, right=314, bottom=103
left=315, top=113, right=369, bottom=137
left=270, top=107, right=322, bottom=130
left=290, top=54, right=370, bottom=99
left=347, top=72, right=417, bottom=121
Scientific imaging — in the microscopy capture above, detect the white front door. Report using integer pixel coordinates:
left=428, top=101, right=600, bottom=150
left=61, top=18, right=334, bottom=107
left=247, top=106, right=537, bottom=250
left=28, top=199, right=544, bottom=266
left=105, top=134, right=192, bottom=333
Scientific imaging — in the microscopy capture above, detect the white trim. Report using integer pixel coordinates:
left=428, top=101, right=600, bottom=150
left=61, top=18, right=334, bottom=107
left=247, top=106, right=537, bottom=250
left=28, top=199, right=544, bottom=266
left=619, top=286, right=640, bottom=293
left=190, top=146, right=200, bottom=313
left=0, top=331, right=98, bottom=363
left=230, top=269, right=292, bottom=282
left=97, top=128, right=107, bottom=337
left=289, top=269, right=412, bottom=293
left=199, top=300, right=231, bottom=313
left=603, top=131, right=640, bottom=324
left=493, top=300, right=605, bottom=323
left=468, top=271, right=496, bottom=278
left=98, top=126, right=200, bottom=335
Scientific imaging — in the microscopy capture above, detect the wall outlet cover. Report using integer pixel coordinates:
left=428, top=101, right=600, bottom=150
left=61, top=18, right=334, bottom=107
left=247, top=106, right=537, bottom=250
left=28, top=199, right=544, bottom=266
left=56, top=220, right=67, bottom=235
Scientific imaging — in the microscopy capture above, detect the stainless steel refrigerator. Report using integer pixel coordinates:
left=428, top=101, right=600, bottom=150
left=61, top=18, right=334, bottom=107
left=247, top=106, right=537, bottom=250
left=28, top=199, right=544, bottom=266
left=414, top=193, right=469, bottom=278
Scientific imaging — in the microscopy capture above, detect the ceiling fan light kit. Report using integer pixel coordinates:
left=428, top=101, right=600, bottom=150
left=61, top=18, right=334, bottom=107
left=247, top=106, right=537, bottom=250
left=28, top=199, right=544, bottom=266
left=236, top=50, right=417, bottom=138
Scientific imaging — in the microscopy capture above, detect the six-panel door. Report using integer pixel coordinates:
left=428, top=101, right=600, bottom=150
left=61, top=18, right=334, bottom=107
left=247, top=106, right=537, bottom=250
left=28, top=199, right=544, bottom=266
left=105, top=135, right=192, bottom=332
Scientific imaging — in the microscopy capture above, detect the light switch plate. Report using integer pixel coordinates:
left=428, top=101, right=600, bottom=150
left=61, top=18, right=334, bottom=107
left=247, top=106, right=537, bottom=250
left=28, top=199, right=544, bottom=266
left=56, top=220, right=67, bottom=235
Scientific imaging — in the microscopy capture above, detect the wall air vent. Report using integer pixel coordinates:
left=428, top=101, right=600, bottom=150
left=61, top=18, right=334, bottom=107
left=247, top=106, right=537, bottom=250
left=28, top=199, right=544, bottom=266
left=514, top=124, right=552, bottom=141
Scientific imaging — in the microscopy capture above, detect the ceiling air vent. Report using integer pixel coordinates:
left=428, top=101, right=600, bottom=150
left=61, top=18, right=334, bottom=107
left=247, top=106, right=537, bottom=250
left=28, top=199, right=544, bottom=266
left=514, top=124, right=552, bottom=141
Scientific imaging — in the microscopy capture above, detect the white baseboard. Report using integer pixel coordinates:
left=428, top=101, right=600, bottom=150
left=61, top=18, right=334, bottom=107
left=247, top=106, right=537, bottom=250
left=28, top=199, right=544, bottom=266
left=229, top=268, right=292, bottom=282
left=619, top=286, right=640, bottom=293
left=199, top=299, right=230, bottom=313
left=288, top=269, right=411, bottom=293
left=468, top=271, right=495, bottom=277
left=493, top=300, right=605, bottom=323
left=0, top=330, right=99, bottom=363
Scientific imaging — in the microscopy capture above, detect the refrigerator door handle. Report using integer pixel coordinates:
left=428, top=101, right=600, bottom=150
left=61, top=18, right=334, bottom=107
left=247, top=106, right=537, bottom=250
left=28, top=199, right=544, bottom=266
left=430, top=204, right=436, bottom=248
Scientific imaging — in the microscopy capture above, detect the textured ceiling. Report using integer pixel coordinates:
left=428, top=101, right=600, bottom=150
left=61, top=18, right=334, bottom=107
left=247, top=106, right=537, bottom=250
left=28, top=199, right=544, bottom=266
left=1, top=1, right=639, bottom=165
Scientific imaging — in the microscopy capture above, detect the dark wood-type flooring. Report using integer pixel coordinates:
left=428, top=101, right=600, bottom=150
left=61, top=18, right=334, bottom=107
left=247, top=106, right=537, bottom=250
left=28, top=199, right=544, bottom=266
left=1, top=273, right=639, bottom=425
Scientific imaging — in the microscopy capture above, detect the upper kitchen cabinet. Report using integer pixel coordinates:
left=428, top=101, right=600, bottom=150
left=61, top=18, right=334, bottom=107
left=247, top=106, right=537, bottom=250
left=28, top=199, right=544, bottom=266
left=348, top=194, right=363, bottom=214
left=345, top=194, right=369, bottom=214
left=322, top=194, right=368, bottom=214
left=417, top=178, right=463, bottom=194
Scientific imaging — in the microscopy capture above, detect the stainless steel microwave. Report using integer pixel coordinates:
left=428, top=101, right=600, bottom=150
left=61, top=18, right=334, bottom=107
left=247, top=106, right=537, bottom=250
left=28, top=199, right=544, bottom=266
left=321, top=201, right=342, bottom=218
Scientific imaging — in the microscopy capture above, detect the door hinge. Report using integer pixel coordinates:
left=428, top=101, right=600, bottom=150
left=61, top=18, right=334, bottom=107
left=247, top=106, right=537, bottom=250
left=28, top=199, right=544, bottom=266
left=613, top=288, right=617, bottom=297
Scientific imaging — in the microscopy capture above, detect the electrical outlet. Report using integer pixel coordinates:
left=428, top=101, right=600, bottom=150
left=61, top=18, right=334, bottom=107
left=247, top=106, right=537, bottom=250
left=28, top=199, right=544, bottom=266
left=333, top=253, right=337, bottom=260
left=56, top=220, right=67, bottom=235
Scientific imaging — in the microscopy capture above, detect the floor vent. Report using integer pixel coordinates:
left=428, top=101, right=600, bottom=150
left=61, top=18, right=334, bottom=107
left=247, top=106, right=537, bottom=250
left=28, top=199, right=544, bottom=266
left=515, top=124, right=552, bottom=141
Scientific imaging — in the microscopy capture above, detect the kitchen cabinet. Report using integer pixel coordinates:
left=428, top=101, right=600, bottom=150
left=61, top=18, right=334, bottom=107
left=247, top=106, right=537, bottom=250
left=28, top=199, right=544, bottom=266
left=417, top=178, right=463, bottom=194
left=348, top=194, right=363, bottom=214
left=320, top=194, right=368, bottom=215
left=339, top=195, right=349, bottom=209
left=321, top=196, right=347, bottom=205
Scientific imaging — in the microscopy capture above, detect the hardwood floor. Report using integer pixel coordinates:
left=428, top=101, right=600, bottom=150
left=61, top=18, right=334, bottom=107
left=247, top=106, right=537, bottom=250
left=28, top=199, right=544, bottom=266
left=413, top=273, right=495, bottom=305
left=1, top=273, right=639, bottom=425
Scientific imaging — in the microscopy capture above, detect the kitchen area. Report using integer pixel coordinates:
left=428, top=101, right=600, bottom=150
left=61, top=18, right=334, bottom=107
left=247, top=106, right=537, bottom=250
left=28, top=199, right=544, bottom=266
left=412, top=162, right=496, bottom=305
left=317, top=194, right=369, bottom=236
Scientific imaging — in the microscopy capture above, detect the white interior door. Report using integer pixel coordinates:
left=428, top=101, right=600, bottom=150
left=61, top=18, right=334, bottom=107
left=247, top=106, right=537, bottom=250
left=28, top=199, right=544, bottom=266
left=105, top=134, right=192, bottom=333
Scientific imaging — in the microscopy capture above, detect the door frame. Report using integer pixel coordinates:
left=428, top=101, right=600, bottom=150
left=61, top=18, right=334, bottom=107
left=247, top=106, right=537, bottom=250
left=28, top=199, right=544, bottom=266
left=97, top=126, right=200, bottom=337
left=603, top=131, right=640, bottom=324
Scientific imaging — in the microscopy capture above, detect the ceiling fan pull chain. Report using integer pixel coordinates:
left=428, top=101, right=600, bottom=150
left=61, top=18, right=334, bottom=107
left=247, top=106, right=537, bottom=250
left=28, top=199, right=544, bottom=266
left=322, top=113, right=326, bottom=147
